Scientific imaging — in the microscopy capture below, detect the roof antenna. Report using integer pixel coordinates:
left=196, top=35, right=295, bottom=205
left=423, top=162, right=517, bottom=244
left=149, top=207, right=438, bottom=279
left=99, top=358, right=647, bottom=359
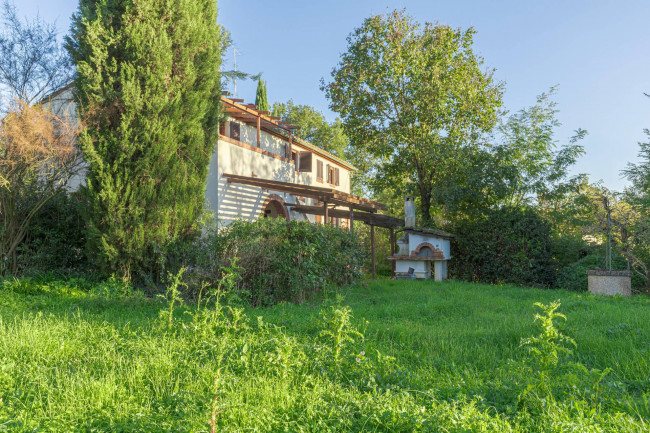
left=233, top=46, right=240, bottom=98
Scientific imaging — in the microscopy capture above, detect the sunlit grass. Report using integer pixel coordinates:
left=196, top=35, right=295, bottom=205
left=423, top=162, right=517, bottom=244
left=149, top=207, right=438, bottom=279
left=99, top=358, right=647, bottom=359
left=0, top=277, right=648, bottom=432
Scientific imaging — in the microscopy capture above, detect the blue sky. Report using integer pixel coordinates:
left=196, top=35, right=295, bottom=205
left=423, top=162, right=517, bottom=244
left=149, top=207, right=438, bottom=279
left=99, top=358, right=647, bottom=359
left=15, top=0, right=650, bottom=191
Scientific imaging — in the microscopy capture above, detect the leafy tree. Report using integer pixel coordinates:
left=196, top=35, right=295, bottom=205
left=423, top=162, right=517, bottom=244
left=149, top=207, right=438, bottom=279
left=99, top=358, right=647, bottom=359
left=271, top=100, right=348, bottom=157
left=67, top=0, right=226, bottom=280
left=255, top=77, right=269, bottom=112
left=0, top=0, right=71, bottom=108
left=623, top=131, right=650, bottom=208
left=0, top=102, right=81, bottom=273
left=322, top=10, right=503, bottom=226
left=0, top=2, right=80, bottom=274
left=617, top=95, right=650, bottom=289
left=494, top=88, right=587, bottom=207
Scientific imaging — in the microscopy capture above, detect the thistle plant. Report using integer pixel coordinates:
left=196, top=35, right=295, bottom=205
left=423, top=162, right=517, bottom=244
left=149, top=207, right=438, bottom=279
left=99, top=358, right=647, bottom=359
left=319, top=305, right=364, bottom=368
left=159, top=267, right=187, bottom=329
left=521, top=300, right=576, bottom=371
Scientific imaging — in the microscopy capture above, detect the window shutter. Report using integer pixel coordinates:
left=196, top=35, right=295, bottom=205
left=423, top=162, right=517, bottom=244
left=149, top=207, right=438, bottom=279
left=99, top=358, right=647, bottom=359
left=299, top=151, right=312, bottom=172
left=229, top=121, right=240, bottom=140
left=326, top=164, right=331, bottom=183
left=334, top=168, right=340, bottom=186
left=317, top=160, right=323, bottom=180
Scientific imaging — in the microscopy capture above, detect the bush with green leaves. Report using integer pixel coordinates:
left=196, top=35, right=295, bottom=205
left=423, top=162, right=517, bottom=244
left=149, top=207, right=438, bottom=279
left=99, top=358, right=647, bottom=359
left=450, top=206, right=556, bottom=287
left=179, top=218, right=364, bottom=306
left=557, top=252, right=645, bottom=291
left=11, top=192, right=88, bottom=276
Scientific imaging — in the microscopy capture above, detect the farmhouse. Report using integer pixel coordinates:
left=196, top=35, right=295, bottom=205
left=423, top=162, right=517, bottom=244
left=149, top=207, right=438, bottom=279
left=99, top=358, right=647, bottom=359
left=46, top=88, right=388, bottom=228
left=43, top=88, right=453, bottom=279
left=206, top=96, right=387, bottom=227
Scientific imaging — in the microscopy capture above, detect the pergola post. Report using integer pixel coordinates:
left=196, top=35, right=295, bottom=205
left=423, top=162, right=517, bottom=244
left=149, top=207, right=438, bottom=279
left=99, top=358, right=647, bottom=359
left=370, top=224, right=375, bottom=280
left=349, top=207, right=354, bottom=232
left=256, top=115, right=261, bottom=147
left=390, top=228, right=395, bottom=279
left=288, top=130, right=293, bottom=156
left=323, top=200, right=328, bottom=225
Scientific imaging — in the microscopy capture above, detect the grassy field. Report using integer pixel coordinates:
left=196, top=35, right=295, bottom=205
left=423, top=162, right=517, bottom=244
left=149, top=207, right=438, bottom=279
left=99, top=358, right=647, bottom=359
left=1, top=277, right=649, bottom=432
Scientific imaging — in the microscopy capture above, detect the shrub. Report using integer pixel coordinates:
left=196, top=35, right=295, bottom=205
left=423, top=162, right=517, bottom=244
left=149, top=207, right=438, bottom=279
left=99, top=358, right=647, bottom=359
left=450, top=206, right=556, bottom=287
left=557, top=252, right=645, bottom=291
left=179, top=218, right=363, bottom=306
left=13, top=192, right=88, bottom=275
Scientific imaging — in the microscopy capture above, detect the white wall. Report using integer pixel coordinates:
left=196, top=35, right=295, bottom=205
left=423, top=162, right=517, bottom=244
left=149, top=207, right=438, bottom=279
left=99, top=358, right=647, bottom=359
left=41, top=87, right=88, bottom=191
left=206, top=138, right=321, bottom=226
left=408, top=232, right=451, bottom=260
left=225, top=118, right=351, bottom=194
left=212, top=118, right=354, bottom=227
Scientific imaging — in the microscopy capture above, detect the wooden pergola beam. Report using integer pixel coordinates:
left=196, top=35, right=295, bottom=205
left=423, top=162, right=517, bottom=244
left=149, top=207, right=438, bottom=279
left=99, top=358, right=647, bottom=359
left=222, top=173, right=387, bottom=212
left=287, top=204, right=403, bottom=229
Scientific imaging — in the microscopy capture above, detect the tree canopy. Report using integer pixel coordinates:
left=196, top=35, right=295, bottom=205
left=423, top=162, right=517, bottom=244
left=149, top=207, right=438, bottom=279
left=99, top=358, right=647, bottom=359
left=67, top=0, right=226, bottom=280
left=0, top=0, right=71, bottom=107
left=271, top=100, right=348, bottom=158
left=0, top=2, right=80, bottom=274
left=322, top=10, right=503, bottom=226
left=255, top=77, right=269, bottom=112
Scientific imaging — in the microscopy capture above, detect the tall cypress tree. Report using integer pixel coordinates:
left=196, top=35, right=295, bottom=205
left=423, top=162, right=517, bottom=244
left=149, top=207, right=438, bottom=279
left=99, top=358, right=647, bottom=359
left=255, top=77, right=269, bottom=112
left=66, top=0, right=225, bottom=280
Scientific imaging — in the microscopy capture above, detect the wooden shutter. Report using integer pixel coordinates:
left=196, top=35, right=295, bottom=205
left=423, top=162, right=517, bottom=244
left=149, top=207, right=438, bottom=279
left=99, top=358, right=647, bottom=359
left=299, top=151, right=312, bottom=172
left=334, top=167, right=340, bottom=186
left=229, top=121, right=240, bottom=140
left=317, top=160, right=323, bottom=180
left=326, top=164, right=331, bottom=183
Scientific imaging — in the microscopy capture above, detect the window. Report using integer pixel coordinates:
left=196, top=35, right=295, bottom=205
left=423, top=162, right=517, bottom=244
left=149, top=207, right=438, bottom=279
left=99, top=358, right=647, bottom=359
left=299, top=151, right=312, bottom=172
left=334, top=167, right=340, bottom=186
left=316, top=160, right=323, bottom=180
left=327, top=165, right=335, bottom=184
left=229, top=121, right=240, bottom=141
left=292, top=151, right=299, bottom=168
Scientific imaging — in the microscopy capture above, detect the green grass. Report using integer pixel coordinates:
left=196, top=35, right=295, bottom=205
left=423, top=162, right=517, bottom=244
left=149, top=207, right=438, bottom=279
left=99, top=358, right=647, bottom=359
left=1, top=277, right=649, bottom=432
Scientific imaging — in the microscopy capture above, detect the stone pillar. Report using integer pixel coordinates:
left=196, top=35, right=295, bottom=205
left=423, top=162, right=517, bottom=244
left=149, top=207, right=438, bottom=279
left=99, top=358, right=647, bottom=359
left=440, top=260, right=448, bottom=280
left=434, top=261, right=443, bottom=282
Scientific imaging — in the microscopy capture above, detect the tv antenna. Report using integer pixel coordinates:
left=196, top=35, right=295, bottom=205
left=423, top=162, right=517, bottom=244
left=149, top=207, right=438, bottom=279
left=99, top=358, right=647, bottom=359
left=233, top=46, right=240, bottom=98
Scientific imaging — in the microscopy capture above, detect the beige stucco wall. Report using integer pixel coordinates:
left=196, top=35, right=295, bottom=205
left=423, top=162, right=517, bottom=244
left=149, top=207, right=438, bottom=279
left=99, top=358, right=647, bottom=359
left=208, top=118, right=353, bottom=227
left=224, top=119, right=351, bottom=192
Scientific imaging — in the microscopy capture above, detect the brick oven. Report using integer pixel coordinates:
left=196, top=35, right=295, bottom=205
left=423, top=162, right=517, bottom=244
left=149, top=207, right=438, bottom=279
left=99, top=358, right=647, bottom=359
left=388, top=196, right=453, bottom=280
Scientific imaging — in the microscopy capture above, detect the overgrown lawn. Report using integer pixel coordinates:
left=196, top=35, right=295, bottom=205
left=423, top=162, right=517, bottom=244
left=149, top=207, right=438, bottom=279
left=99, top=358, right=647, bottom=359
left=0, top=278, right=649, bottom=432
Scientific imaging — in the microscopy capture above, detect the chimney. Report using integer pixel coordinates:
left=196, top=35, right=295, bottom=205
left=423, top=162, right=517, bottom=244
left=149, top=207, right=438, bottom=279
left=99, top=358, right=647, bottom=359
left=405, top=196, right=416, bottom=228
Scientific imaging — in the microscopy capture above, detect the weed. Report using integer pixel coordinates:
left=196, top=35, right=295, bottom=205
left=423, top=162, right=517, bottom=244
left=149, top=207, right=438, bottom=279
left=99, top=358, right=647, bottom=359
left=158, top=267, right=186, bottom=329
left=318, top=305, right=364, bottom=369
left=518, top=300, right=613, bottom=413
left=1, top=278, right=648, bottom=432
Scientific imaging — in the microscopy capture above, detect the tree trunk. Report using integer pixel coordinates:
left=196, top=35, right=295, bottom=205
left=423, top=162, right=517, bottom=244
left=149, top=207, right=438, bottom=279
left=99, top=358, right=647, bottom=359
left=419, top=184, right=432, bottom=227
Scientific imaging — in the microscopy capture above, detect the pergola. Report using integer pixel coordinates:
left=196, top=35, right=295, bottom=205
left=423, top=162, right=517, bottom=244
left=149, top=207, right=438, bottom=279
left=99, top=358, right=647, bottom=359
left=222, top=96, right=300, bottom=152
left=222, top=173, right=403, bottom=278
